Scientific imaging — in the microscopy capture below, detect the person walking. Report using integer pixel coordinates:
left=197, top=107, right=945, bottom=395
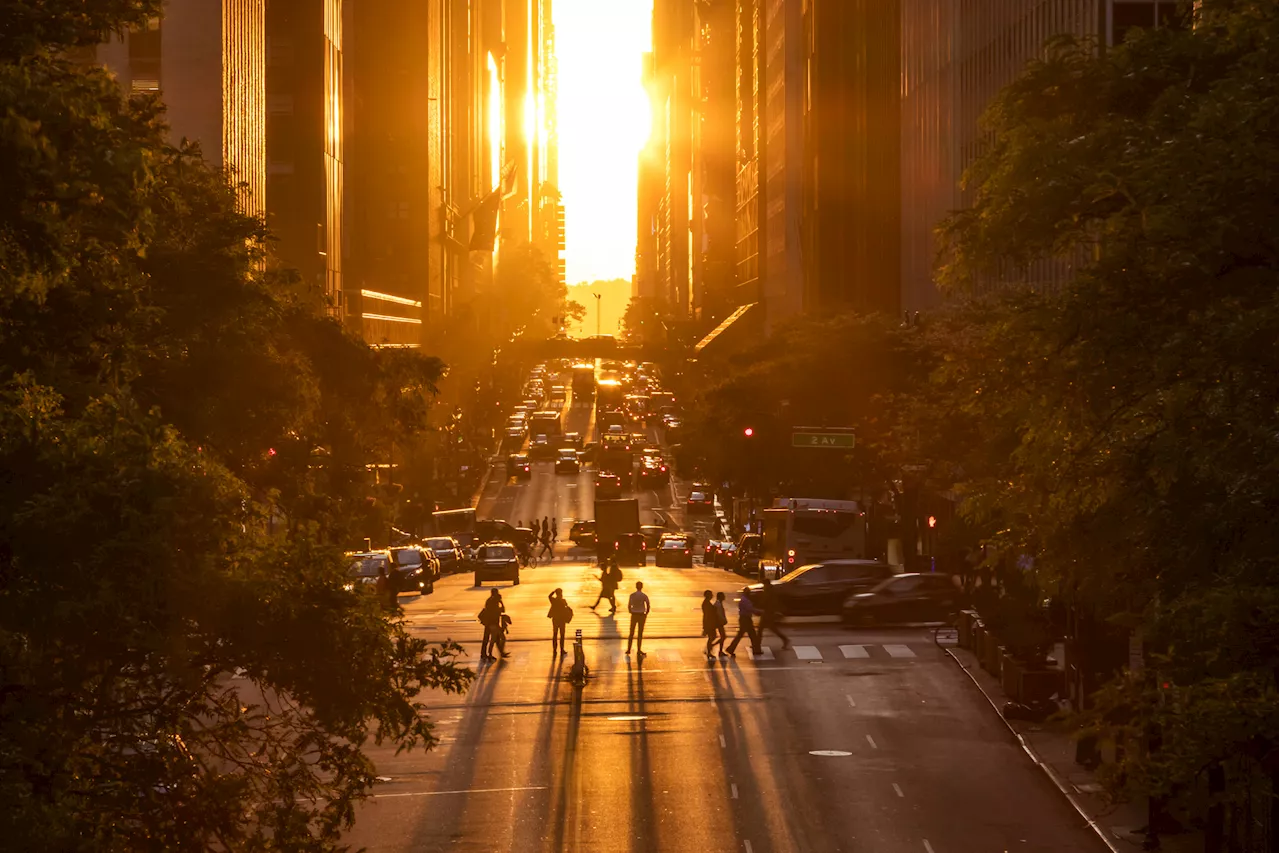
left=478, top=589, right=507, bottom=660
left=592, top=557, right=620, bottom=613
left=625, top=581, right=650, bottom=657
left=550, top=518, right=559, bottom=544
left=726, top=588, right=762, bottom=656
left=538, top=527, right=554, bottom=561
left=541, top=516, right=550, bottom=541
left=376, top=565, right=398, bottom=612
left=547, top=588, right=573, bottom=655
left=701, top=590, right=720, bottom=659
left=758, top=579, right=791, bottom=650
left=712, top=592, right=729, bottom=657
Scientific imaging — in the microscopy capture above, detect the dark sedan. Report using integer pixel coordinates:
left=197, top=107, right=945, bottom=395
left=747, top=560, right=896, bottom=616
left=506, top=452, right=531, bottom=480
left=613, top=532, right=647, bottom=566
left=473, top=542, right=521, bottom=587
left=389, top=546, right=438, bottom=594
left=595, top=472, right=622, bottom=499
left=842, top=573, right=963, bottom=626
left=424, top=536, right=465, bottom=573
left=654, top=534, right=693, bottom=568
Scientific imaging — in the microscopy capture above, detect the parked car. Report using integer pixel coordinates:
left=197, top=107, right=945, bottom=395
left=716, top=540, right=738, bottom=568
left=686, top=489, right=713, bottom=515
left=842, top=573, right=962, bottom=626
left=733, top=533, right=763, bottom=576
left=424, top=536, right=465, bottom=573
left=595, top=472, right=622, bottom=499
left=569, top=519, right=597, bottom=547
left=345, top=551, right=392, bottom=591
left=640, top=525, right=667, bottom=549
left=554, top=448, right=581, bottom=474
left=507, top=452, right=531, bottom=480
left=655, top=534, right=694, bottom=567
left=389, top=545, right=438, bottom=594
left=613, top=532, right=647, bottom=566
left=747, top=560, right=896, bottom=617
left=473, top=542, right=520, bottom=587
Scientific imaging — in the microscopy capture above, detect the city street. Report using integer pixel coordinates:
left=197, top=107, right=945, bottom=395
left=345, top=565, right=1104, bottom=852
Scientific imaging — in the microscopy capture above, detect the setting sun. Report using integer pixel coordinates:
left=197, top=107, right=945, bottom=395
left=554, top=0, right=653, bottom=285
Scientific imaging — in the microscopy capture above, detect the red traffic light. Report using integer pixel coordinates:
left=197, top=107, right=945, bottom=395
left=927, top=515, right=937, bottom=528
left=743, top=427, right=754, bottom=437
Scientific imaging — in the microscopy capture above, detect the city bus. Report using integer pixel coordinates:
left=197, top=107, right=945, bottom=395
left=760, top=498, right=867, bottom=577
left=571, top=363, right=596, bottom=397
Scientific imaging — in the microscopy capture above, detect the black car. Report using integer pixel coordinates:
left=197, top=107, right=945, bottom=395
left=686, top=489, right=713, bottom=515
left=473, top=542, right=521, bottom=587
left=655, top=534, right=694, bottom=567
left=554, top=448, right=581, bottom=474
left=389, top=546, right=438, bottom=594
left=636, top=459, right=670, bottom=487
left=733, top=534, right=762, bottom=576
left=595, top=472, right=622, bottom=499
left=424, top=536, right=465, bottom=573
left=747, top=560, right=896, bottom=616
left=569, top=519, right=596, bottom=546
left=842, top=573, right=963, bottom=626
left=507, top=452, right=531, bottom=480
left=345, top=551, right=393, bottom=591
left=613, top=532, right=647, bottom=566
left=529, top=433, right=555, bottom=459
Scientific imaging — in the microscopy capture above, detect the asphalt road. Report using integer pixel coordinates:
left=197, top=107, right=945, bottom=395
left=342, top=386, right=1103, bottom=851
left=347, top=560, right=1104, bottom=852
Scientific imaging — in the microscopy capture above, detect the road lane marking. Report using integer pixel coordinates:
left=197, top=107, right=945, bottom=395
left=846, top=694, right=857, bottom=708
left=719, top=734, right=727, bottom=748
left=840, top=644, right=870, bottom=658
left=373, top=785, right=550, bottom=799
left=657, top=649, right=683, bottom=663
left=730, top=783, right=739, bottom=799
left=866, top=734, right=878, bottom=749
left=793, top=645, right=822, bottom=660
left=809, top=750, right=853, bottom=757
left=884, top=644, right=916, bottom=658
left=922, top=841, right=935, bottom=853
left=893, top=783, right=904, bottom=798
left=744, top=841, right=754, bottom=853
left=749, top=646, right=775, bottom=660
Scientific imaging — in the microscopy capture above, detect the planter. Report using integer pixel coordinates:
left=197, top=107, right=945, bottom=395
left=1001, top=652, right=1022, bottom=698
left=982, top=640, right=1004, bottom=676
left=1020, top=667, right=1065, bottom=704
left=973, top=621, right=987, bottom=661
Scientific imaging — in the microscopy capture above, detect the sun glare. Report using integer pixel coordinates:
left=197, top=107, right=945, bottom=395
left=554, top=0, right=653, bottom=285
left=488, top=52, right=501, bottom=191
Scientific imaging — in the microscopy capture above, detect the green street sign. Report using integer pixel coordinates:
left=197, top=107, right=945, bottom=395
left=792, top=432, right=855, bottom=449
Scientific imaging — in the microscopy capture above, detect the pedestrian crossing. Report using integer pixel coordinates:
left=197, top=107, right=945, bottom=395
left=455, top=642, right=924, bottom=668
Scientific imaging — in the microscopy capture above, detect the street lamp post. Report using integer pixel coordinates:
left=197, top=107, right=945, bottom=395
left=594, top=292, right=602, bottom=337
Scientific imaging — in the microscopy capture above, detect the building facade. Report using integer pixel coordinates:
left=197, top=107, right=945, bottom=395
left=899, top=0, right=1179, bottom=311
left=266, top=0, right=344, bottom=318
left=96, top=1, right=267, bottom=217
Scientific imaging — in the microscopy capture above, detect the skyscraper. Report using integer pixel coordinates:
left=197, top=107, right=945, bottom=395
left=266, top=0, right=344, bottom=318
left=95, top=1, right=267, bottom=217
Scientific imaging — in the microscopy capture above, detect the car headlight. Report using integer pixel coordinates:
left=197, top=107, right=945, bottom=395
left=343, top=583, right=355, bottom=592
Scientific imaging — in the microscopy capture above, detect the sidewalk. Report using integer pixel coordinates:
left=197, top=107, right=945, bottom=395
left=945, top=643, right=1202, bottom=853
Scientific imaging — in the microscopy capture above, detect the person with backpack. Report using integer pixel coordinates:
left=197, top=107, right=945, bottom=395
left=547, top=588, right=573, bottom=655
left=478, top=589, right=507, bottom=661
left=592, top=557, right=621, bottom=613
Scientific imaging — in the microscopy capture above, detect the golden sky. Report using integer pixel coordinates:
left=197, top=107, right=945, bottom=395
left=553, top=0, right=653, bottom=286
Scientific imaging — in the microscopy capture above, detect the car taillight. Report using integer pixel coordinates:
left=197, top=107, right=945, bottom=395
left=684, top=549, right=690, bottom=555
left=660, top=466, right=667, bottom=472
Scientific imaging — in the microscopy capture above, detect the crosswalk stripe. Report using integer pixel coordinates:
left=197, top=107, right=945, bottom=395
left=793, top=645, right=822, bottom=660
left=656, top=649, right=683, bottom=664
left=884, top=644, right=916, bottom=658
left=840, top=645, right=871, bottom=659
left=749, top=646, right=775, bottom=661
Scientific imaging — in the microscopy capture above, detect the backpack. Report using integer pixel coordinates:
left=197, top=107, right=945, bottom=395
left=563, top=603, right=574, bottom=623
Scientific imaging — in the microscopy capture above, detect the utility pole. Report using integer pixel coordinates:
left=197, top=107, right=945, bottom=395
left=594, top=292, right=602, bottom=336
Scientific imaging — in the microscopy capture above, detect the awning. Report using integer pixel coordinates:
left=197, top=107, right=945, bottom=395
left=693, top=302, right=761, bottom=358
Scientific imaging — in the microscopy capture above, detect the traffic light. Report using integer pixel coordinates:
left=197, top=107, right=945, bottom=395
left=743, top=427, right=754, bottom=437
left=927, top=515, right=937, bottom=528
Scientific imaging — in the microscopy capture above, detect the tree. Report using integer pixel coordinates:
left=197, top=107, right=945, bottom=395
left=929, top=0, right=1277, bottom=835
left=0, top=20, right=470, bottom=851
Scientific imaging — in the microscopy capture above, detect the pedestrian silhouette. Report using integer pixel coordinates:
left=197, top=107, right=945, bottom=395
left=758, top=579, right=790, bottom=650
left=592, top=558, right=621, bottom=613
left=478, top=589, right=507, bottom=660
left=547, top=588, right=573, bottom=655
left=625, top=581, right=650, bottom=657
left=726, top=587, right=762, bottom=656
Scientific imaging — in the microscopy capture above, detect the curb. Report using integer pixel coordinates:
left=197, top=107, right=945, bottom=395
left=943, top=647, right=1124, bottom=853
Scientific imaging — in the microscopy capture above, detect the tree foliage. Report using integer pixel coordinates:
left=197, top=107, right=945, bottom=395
left=929, top=0, right=1276, bottom=824
left=0, top=19, right=470, bottom=851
